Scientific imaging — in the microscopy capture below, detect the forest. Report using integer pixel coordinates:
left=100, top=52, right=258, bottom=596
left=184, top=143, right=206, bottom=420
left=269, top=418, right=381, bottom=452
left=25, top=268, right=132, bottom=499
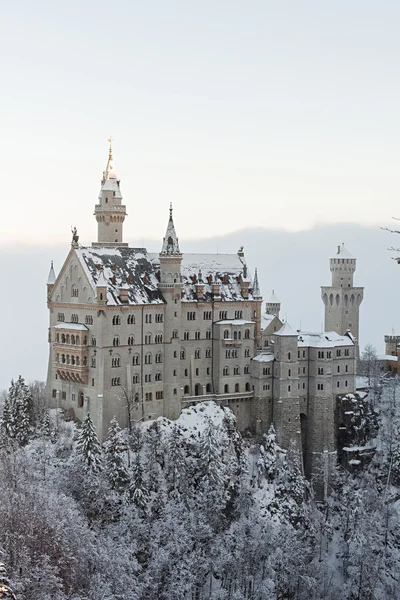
left=0, top=372, right=400, bottom=600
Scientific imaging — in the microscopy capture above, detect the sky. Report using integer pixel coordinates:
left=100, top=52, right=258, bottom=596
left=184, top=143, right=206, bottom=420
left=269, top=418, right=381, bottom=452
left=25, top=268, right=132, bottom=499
left=1, top=0, right=400, bottom=246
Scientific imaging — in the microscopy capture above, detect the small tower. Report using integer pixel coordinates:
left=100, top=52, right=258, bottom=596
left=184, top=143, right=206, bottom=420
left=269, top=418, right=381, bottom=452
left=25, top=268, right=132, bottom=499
left=266, top=290, right=280, bottom=317
left=321, top=243, right=364, bottom=343
left=93, top=139, right=128, bottom=247
left=252, top=268, right=262, bottom=299
left=158, top=204, right=183, bottom=420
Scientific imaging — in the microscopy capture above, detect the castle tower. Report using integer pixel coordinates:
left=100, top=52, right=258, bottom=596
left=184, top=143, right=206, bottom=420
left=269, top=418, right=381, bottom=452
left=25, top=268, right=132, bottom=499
left=321, top=243, right=364, bottom=343
left=93, top=140, right=128, bottom=247
left=266, top=290, right=280, bottom=317
left=272, top=322, right=301, bottom=453
left=158, top=204, right=183, bottom=420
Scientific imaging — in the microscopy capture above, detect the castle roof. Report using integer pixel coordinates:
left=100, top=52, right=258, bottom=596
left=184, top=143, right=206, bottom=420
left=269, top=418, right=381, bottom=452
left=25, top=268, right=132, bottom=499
left=332, top=243, right=353, bottom=259
left=76, top=246, right=164, bottom=306
left=47, top=261, right=56, bottom=285
left=160, top=204, right=180, bottom=255
left=261, top=313, right=277, bottom=328
left=252, top=352, right=275, bottom=363
left=297, top=331, right=354, bottom=348
left=151, top=252, right=256, bottom=303
left=268, top=290, right=280, bottom=304
left=274, top=321, right=296, bottom=336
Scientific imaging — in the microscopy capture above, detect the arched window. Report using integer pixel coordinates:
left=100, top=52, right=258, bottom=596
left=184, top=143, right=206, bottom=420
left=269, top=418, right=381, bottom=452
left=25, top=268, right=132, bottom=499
left=234, top=331, right=238, bottom=340
left=245, top=347, right=250, bottom=357
left=184, top=331, right=189, bottom=340
left=78, top=392, right=84, bottom=407
left=56, top=333, right=60, bottom=343
left=133, top=374, right=139, bottom=384
left=223, top=367, right=229, bottom=376
left=194, top=349, right=200, bottom=359
left=71, top=356, right=75, bottom=365
left=66, top=355, right=70, bottom=364
left=82, top=356, right=87, bottom=366
left=113, top=337, right=119, bottom=347
left=155, top=372, right=162, bottom=381
left=91, top=337, right=96, bottom=346
left=244, top=365, right=250, bottom=374
left=128, top=335, right=135, bottom=346
left=145, top=333, right=152, bottom=344
left=195, top=384, right=201, bottom=396
left=133, top=354, right=140, bottom=366
left=71, top=285, right=78, bottom=297
left=91, top=356, right=96, bottom=368
left=288, top=352, right=291, bottom=360
left=184, top=385, right=190, bottom=395
left=112, top=315, right=121, bottom=325
left=206, top=383, right=212, bottom=393
left=234, top=366, right=240, bottom=375
left=76, top=335, right=80, bottom=345
left=127, top=314, right=135, bottom=324
left=66, top=335, right=70, bottom=344
left=61, top=333, right=66, bottom=343
left=71, top=335, right=75, bottom=345
left=205, top=348, right=211, bottom=358
left=245, top=382, right=250, bottom=392
left=206, top=330, right=211, bottom=340
left=224, top=384, right=229, bottom=394
left=244, top=329, right=250, bottom=339
left=235, top=383, right=240, bottom=393
left=224, top=330, right=229, bottom=339
left=238, top=331, right=242, bottom=340
left=180, top=349, right=186, bottom=360
left=145, top=353, right=152, bottom=364
left=76, top=356, right=80, bottom=366
left=62, top=354, right=66, bottom=363
left=155, top=352, right=162, bottom=363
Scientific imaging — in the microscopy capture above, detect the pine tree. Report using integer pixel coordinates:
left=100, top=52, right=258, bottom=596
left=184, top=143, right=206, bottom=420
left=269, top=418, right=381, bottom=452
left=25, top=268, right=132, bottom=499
left=0, top=398, right=13, bottom=439
left=129, top=453, right=150, bottom=514
left=105, top=416, right=129, bottom=491
left=198, top=417, right=225, bottom=488
left=0, top=563, right=16, bottom=600
left=165, top=425, right=189, bottom=497
left=41, top=410, right=52, bottom=440
left=6, top=376, right=33, bottom=446
left=263, top=424, right=278, bottom=481
left=75, top=413, right=102, bottom=472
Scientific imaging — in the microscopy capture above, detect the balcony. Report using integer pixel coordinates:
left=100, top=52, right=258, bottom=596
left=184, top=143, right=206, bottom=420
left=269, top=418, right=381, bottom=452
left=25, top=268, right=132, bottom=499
left=182, top=390, right=254, bottom=404
left=222, top=339, right=243, bottom=348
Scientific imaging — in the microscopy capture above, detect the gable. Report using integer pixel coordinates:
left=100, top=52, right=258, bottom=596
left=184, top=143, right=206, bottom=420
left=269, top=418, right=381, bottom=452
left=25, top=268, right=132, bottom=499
left=51, top=248, right=96, bottom=304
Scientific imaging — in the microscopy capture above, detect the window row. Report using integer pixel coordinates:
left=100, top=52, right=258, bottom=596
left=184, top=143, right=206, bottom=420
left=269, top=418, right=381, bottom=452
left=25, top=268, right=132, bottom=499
left=187, top=312, right=196, bottom=321
left=223, top=329, right=251, bottom=340
left=225, top=349, right=238, bottom=359
left=234, top=310, right=243, bottom=319
left=56, top=354, right=87, bottom=366
left=222, top=365, right=250, bottom=376
left=223, top=382, right=251, bottom=394
left=203, top=311, right=212, bottom=320
left=56, top=333, right=87, bottom=345
left=183, top=367, right=211, bottom=377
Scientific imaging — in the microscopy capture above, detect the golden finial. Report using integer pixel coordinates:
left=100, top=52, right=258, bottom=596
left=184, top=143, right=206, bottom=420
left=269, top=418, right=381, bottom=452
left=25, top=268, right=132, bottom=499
left=107, top=136, right=113, bottom=159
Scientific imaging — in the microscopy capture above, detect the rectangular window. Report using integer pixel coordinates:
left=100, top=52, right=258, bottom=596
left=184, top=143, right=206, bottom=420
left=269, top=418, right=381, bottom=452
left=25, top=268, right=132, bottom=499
left=62, top=391, right=66, bottom=400
left=52, top=389, right=57, bottom=398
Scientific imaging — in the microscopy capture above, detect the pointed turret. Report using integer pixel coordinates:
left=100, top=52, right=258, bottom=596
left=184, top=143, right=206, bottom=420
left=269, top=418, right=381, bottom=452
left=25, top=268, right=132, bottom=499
left=47, top=261, right=56, bottom=285
left=96, top=269, right=108, bottom=305
left=252, top=268, right=262, bottom=299
left=93, top=139, right=128, bottom=247
left=266, top=289, right=281, bottom=317
left=161, top=203, right=181, bottom=256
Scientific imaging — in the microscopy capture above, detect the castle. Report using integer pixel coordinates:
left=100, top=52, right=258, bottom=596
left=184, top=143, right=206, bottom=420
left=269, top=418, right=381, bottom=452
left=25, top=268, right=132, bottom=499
left=46, top=143, right=363, bottom=477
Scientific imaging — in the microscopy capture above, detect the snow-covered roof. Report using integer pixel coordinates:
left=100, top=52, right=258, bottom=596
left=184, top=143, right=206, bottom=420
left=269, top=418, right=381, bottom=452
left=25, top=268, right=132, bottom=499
left=297, top=331, right=354, bottom=348
left=267, top=290, right=280, bottom=304
left=252, top=352, right=275, bottom=363
left=379, top=354, right=398, bottom=362
left=76, top=246, right=164, bottom=306
left=332, top=243, right=353, bottom=259
left=261, top=314, right=276, bottom=328
left=150, top=252, right=257, bottom=303
left=54, top=323, right=89, bottom=331
left=274, top=322, right=296, bottom=336
left=216, top=319, right=255, bottom=326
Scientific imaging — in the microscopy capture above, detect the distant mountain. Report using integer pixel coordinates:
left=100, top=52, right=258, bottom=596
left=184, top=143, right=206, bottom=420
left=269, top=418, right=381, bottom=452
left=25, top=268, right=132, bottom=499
left=1, top=222, right=397, bottom=390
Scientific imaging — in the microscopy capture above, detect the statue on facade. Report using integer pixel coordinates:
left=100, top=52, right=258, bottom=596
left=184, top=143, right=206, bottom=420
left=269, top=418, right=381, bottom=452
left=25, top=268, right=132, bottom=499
left=71, top=226, right=79, bottom=244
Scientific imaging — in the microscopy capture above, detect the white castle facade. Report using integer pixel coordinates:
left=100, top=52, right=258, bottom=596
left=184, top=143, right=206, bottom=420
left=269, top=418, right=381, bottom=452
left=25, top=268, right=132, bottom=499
left=46, top=144, right=363, bottom=476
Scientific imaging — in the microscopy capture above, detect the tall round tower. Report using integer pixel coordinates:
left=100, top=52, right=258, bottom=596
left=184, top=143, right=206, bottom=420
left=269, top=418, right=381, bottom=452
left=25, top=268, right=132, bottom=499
left=92, top=139, right=128, bottom=247
left=321, top=243, right=364, bottom=343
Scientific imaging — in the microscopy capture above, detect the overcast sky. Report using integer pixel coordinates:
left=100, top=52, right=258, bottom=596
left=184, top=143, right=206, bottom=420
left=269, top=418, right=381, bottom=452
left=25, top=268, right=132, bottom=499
left=1, top=0, right=400, bottom=246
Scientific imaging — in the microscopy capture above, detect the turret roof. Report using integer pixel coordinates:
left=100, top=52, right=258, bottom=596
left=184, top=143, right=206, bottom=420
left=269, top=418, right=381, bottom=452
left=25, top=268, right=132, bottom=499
left=160, top=204, right=181, bottom=255
left=332, top=243, right=353, bottom=259
left=268, top=290, right=280, bottom=304
left=47, top=261, right=56, bottom=285
left=274, top=321, right=296, bottom=336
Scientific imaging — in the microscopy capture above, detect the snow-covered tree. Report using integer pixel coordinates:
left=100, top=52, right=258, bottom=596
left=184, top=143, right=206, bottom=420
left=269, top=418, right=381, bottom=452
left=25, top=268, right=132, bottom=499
left=75, top=413, right=102, bottom=472
left=104, top=416, right=129, bottom=491
left=198, top=417, right=225, bottom=488
left=262, top=423, right=278, bottom=481
left=165, top=425, right=188, bottom=497
left=3, top=376, right=33, bottom=446
left=129, top=453, right=150, bottom=514
left=0, top=563, right=16, bottom=600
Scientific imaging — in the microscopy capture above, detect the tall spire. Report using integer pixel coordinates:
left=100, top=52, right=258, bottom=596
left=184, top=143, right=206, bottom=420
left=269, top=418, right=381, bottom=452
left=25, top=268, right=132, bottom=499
left=252, top=268, right=261, bottom=298
left=160, top=203, right=181, bottom=255
left=103, top=136, right=117, bottom=182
